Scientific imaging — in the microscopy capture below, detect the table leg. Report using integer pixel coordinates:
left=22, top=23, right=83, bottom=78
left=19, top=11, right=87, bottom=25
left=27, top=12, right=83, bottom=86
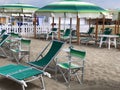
left=114, top=38, right=117, bottom=48
left=99, top=37, right=103, bottom=48
left=108, top=38, right=111, bottom=49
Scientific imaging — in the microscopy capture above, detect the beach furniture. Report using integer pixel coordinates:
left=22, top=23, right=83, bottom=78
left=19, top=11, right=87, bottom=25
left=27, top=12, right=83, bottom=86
left=56, top=48, right=86, bottom=86
left=81, top=27, right=94, bottom=36
left=80, top=27, right=94, bottom=45
left=60, top=29, right=71, bottom=41
left=0, top=29, right=6, bottom=38
left=98, top=28, right=113, bottom=48
left=28, top=40, right=64, bottom=72
left=116, top=34, right=120, bottom=49
left=0, top=64, right=46, bottom=90
left=60, top=29, right=77, bottom=45
left=0, top=34, right=10, bottom=57
left=5, top=33, right=20, bottom=48
left=11, top=38, right=31, bottom=63
left=46, top=28, right=58, bottom=40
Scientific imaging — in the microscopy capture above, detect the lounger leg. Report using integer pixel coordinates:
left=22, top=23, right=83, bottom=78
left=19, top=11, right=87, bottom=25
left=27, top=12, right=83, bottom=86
left=55, top=65, right=58, bottom=80
left=39, top=75, right=45, bottom=90
left=58, top=67, right=68, bottom=83
left=75, top=73, right=82, bottom=84
left=12, top=52, right=19, bottom=64
left=81, top=67, right=84, bottom=82
left=22, top=85, right=25, bottom=90
left=68, top=69, right=71, bottom=87
left=0, top=48, right=7, bottom=57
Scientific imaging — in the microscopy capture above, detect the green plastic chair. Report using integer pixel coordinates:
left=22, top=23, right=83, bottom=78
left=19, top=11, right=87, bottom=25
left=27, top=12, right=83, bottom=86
left=28, top=40, right=65, bottom=71
left=11, top=38, right=31, bottom=63
left=81, top=27, right=94, bottom=36
left=60, top=29, right=71, bottom=40
left=80, top=27, right=94, bottom=45
left=102, top=28, right=112, bottom=41
left=46, top=28, right=58, bottom=40
left=0, top=64, right=45, bottom=90
left=87, top=27, right=94, bottom=35
left=0, top=34, right=10, bottom=57
left=56, top=48, right=86, bottom=86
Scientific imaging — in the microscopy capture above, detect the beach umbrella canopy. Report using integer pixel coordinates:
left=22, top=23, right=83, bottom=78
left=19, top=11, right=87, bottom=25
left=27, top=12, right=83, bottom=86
left=37, top=0, right=107, bottom=45
left=0, top=3, right=39, bottom=13
left=37, top=0, right=107, bottom=18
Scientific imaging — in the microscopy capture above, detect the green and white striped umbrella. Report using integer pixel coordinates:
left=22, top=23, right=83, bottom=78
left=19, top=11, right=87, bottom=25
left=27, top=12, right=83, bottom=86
left=38, top=0, right=107, bottom=18
left=37, top=0, right=108, bottom=46
left=0, top=3, right=39, bottom=13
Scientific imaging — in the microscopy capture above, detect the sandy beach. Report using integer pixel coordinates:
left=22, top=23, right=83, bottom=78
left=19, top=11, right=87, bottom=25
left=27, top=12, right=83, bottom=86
left=0, top=38, right=120, bottom=90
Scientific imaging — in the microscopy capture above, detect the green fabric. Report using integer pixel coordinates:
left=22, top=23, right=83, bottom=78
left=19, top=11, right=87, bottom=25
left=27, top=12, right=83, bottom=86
left=0, top=64, right=43, bottom=80
left=87, top=27, right=94, bottom=34
left=102, top=28, right=112, bottom=41
left=63, top=29, right=70, bottom=37
left=0, top=30, right=6, bottom=35
left=0, top=64, right=27, bottom=75
left=49, top=28, right=57, bottom=35
left=61, top=29, right=70, bottom=39
left=21, top=39, right=31, bottom=45
left=0, top=34, right=9, bottom=46
left=58, top=63, right=80, bottom=69
left=52, top=28, right=57, bottom=32
left=11, top=68, right=43, bottom=80
left=29, top=40, right=64, bottom=67
left=70, top=48, right=86, bottom=59
left=10, top=33, right=19, bottom=38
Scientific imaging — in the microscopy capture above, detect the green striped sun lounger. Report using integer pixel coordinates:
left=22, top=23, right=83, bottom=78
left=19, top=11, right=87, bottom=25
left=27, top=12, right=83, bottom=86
left=0, top=64, right=48, bottom=90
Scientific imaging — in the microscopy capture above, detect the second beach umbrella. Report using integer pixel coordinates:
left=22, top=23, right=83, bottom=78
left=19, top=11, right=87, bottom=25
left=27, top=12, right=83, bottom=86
left=37, top=0, right=107, bottom=45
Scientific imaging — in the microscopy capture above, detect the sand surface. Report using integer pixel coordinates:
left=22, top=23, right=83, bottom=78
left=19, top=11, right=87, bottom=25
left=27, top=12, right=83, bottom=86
left=0, top=38, right=120, bottom=90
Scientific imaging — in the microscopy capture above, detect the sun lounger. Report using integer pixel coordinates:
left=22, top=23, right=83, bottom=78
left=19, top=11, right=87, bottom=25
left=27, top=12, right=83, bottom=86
left=0, top=64, right=47, bottom=90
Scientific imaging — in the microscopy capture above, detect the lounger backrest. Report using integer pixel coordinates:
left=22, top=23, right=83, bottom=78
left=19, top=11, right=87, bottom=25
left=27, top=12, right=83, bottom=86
left=48, top=28, right=58, bottom=35
left=70, top=48, right=86, bottom=60
left=103, top=28, right=112, bottom=35
left=87, top=27, right=94, bottom=35
left=0, top=34, right=9, bottom=46
left=0, top=30, right=6, bottom=35
left=35, top=40, right=64, bottom=67
left=63, top=29, right=70, bottom=36
left=102, top=28, right=112, bottom=41
left=10, top=33, right=19, bottom=38
left=52, top=28, right=57, bottom=32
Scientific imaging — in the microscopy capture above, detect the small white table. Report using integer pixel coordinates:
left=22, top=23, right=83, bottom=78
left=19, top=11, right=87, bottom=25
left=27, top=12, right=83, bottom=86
left=98, top=35, right=119, bottom=49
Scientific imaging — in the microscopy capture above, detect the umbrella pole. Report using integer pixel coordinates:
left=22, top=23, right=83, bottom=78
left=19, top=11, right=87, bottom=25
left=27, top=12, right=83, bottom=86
left=76, top=17, right=80, bottom=45
left=52, top=17, right=54, bottom=28
left=102, top=15, right=105, bottom=32
left=69, top=18, right=72, bottom=47
left=58, top=17, right=61, bottom=40
left=114, top=20, right=117, bottom=34
left=117, top=20, right=119, bottom=34
left=34, top=13, right=37, bottom=38
left=64, top=12, right=66, bottom=30
left=95, top=18, right=98, bottom=40
left=89, top=18, right=91, bottom=28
